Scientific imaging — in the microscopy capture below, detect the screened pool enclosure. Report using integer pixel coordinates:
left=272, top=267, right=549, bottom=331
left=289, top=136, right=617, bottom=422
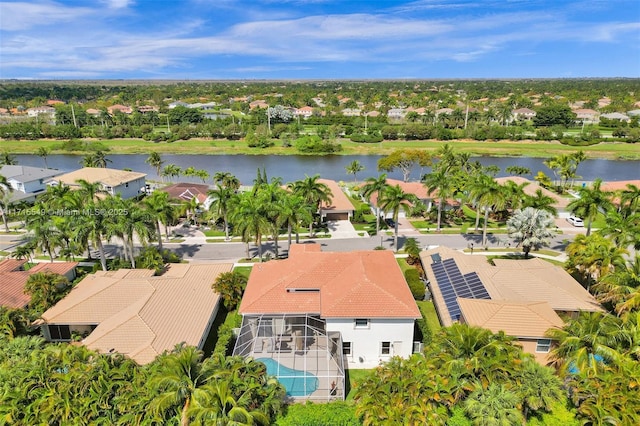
left=232, top=314, right=346, bottom=401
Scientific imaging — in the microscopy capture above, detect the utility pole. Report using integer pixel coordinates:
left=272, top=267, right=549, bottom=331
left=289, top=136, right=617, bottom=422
left=71, top=104, right=77, bottom=128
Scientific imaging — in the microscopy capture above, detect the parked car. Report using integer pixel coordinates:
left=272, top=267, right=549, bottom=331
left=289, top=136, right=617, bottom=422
left=385, top=218, right=396, bottom=228
left=567, top=216, right=584, bottom=227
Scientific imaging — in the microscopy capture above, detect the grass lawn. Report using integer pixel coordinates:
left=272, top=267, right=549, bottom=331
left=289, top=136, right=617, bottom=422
left=345, top=369, right=373, bottom=401
left=4, top=137, right=640, bottom=159
left=417, top=300, right=442, bottom=332
left=233, top=266, right=253, bottom=278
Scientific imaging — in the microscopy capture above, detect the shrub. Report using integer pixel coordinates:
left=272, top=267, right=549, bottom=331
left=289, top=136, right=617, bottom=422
left=405, top=268, right=425, bottom=300
left=349, top=133, right=383, bottom=143
left=276, top=401, right=361, bottom=426
left=295, top=135, right=343, bottom=153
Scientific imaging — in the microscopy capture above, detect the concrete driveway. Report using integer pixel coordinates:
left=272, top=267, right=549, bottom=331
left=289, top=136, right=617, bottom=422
left=326, top=220, right=360, bottom=239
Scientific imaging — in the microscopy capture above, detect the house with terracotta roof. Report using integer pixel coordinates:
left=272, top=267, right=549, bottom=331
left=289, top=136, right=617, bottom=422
left=419, top=246, right=602, bottom=363
left=39, top=262, right=233, bottom=364
left=0, top=259, right=77, bottom=309
left=293, top=106, right=314, bottom=119
left=0, top=165, right=62, bottom=203
left=368, top=178, right=458, bottom=219
left=495, top=176, right=569, bottom=211
left=159, top=182, right=212, bottom=209
left=107, top=104, right=133, bottom=115
left=317, top=179, right=355, bottom=221
left=233, top=244, right=420, bottom=400
left=48, top=167, right=146, bottom=199
left=573, top=108, right=599, bottom=123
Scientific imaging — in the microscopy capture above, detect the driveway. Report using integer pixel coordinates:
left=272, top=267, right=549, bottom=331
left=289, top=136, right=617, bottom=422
left=326, top=220, right=360, bottom=239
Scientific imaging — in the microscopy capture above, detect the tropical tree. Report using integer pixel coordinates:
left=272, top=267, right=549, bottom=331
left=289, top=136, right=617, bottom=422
left=212, top=271, right=248, bottom=310
left=469, top=175, right=507, bottom=246
left=24, top=272, right=71, bottom=312
left=565, top=233, right=627, bottom=288
left=619, top=183, right=640, bottom=216
left=36, top=146, right=50, bottom=168
left=514, top=358, right=565, bottom=419
left=463, top=383, right=524, bottom=426
left=360, top=174, right=390, bottom=236
left=377, top=184, right=419, bottom=251
left=213, top=171, right=241, bottom=191
left=345, top=160, right=364, bottom=182
left=143, top=190, right=176, bottom=249
left=0, top=174, right=13, bottom=232
left=506, top=207, right=555, bottom=258
left=162, top=164, right=182, bottom=182
left=0, top=151, right=17, bottom=165
left=289, top=175, right=332, bottom=237
left=377, top=149, right=431, bottom=182
left=275, top=192, right=312, bottom=249
left=522, top=188, right=558, bottom=216
left=593, top=255, right=640, bottom=315
left=230, top=191, right=270, bottom=260
left=208, top=184, right=237, bottom=241
left=146, top=151, right=164, bottom=178
left=403, top=237, right=421, bottom=264
left=567, top=178, right=613, bottom=236
left=423, top=169, right=454, bottom=232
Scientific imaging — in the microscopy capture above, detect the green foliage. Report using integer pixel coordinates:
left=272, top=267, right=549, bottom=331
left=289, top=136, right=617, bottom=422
left=405, top=268, right=425, bottom=300
left=212, top=310, right=242, bottom=357
left=533, top=104, right=576, bottom=127
left=446, top=406, right=472, bottom=426
left=527, top=401, right=579, bottom=426
left=24, top=272, right=71, bottom=312
left=277, top=401, right=361, bottom=426
left=294, top=135, right=343, bottom=153
left=349, top=133, right=383, bottom=143
left=212, top=271, right=248, bottom=310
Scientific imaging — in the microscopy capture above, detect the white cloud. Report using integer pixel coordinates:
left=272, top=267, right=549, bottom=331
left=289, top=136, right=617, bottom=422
left=0, top=1, right=93, bottom=31
left=100, top=0, right=133, bottom=9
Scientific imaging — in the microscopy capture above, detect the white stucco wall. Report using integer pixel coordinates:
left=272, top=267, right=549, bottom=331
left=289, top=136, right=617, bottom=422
left=111, top=177, right=146, bottom=199
left=325, top=318, right=415, bottom=369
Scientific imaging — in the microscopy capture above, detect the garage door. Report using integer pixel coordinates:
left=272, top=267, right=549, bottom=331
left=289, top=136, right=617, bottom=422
left=326, top=212, right=349, bottom=221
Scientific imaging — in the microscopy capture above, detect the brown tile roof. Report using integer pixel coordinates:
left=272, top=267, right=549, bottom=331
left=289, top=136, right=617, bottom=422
left=318, top=179, right=355, bottom=212
left=239, top=244, right=420, bottom=319
left=420, top=247, right=602, bottom=327
left=41, top=263, right=233, bottom=364
left=495, top=176, right=569, bottom=209
left=0, top=260, right=77, bottom=309
left=160, top=183, right=211, bottom=204
left=53, top=167, right=146, bottom=188
left=458, top=298, right=564, bottom=338
left=600, top=180, right=640, bottom=192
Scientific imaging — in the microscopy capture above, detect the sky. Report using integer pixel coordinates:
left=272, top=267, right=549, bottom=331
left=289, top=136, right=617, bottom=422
left=1, top=0, right=639, bottom=80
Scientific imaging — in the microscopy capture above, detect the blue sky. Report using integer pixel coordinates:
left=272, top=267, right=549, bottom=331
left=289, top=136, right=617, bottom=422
left=1, top=0, right=639, bottom=80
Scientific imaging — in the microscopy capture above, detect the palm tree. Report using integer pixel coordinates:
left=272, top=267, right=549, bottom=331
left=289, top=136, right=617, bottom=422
left=619, top=183, right=640, bottom=216
left=289, top=175, right=332, bottom=237
left=506, top=207, right=555, bottom=258
left=146, top=151, right=164, bottom=178
left=360, top=174, right=389, bottom=235
left=0, top=151, right=17, bottom=166
left=207, top=184, right=237, bottom=241
left=463, top=383, right=524, bottom=425
left=230, top=192, right=270, bottom=260
left=213, top=171, right=240, bottom=191
left=92, top=150, right=111, bottom=168
left=143, top=191, right=176, bottom=249
left=599, top=209, right=640, bottom=250
left=150, top=345, right=212, bottom=426
left=565, top=233, right=627, bottom=288
left=377, top=184, right=419, bottom=251
left=162, top=164, right=182, bottom=183
left=345, top=160, right=364, bottom=182
left=423, top=170, right=454, bottom=232
left=547, top=311, right=626, bottom=374
left=0, top=174, right=13, bottom=232
left=24, top=203, right=60, bottom=262
left=568, top=178, right=613, bottom=236
left=522, top=188, right=558, bottom=216
left=470, top=175, right=507, bottom=246
left=594, top=255, right=640, bottom=315
left=24, top=271, right=70, bottom=312
left=276, top=193, right=312, bottom=250
left=515, top=358, right=564, bottom=419
left=36, top=146, right=50, bottom=168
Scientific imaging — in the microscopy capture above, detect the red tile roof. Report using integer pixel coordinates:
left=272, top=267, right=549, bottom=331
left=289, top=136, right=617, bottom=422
left=160, top=183, right=211, bottom=204
left=318, top=179, right=355, bottom=212
left=239, top=244, right=420, bottom=319
left=0, top=260, right=77, bottom=308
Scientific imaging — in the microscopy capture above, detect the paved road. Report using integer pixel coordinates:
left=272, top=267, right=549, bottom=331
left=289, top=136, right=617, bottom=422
left=104, top=233, right=573, bottom=261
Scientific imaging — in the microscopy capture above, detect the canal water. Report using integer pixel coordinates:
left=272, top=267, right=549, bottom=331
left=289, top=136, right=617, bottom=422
left=14, top=154, right=640, bottom=185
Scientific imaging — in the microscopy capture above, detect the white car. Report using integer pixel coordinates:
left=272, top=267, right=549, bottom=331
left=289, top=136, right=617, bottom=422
left=567, top=216, right=584, bottom=227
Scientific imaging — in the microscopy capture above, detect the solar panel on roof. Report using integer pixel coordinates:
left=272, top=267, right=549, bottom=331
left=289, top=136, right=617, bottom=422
left=429, top=257, right=492, bottom=323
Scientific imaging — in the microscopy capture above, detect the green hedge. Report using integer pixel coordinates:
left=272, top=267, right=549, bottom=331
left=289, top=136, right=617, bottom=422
left=212, top=311, right=242, bottom=357
left=276, top=401, right=361, bottom=426
left=405, top=268, right=425, bottom=300
left=349, top=133, right=383, bottom=143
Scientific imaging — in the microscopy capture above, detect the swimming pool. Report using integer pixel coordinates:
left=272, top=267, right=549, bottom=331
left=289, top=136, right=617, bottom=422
left=257, top=358, right=319, bottom=397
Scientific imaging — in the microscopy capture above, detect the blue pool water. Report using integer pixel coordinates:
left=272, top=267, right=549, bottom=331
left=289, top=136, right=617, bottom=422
left=257, top=358, right=319, bottom=397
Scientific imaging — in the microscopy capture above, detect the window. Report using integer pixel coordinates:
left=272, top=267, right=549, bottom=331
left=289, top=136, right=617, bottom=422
left=48, top=325, right=71, bottom=340
left=381, top=341, right=391, bottom=355
left=342, top=342, right=352, bottom=356
left=536, top=339, right=552, bottom=353
left=354, top=319, right=369, bottom=328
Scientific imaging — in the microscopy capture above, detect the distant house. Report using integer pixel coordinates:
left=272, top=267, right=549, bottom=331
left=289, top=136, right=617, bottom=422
left=627, top=109, right=640, bottom=117
left=317, top=179, right=355, bottom=221
left=27, top=106, right=56, bottom=117
left=159, top=182, right=212, bottom=209
left=0, top=259, right=77, bottom=309
left=48, top=167, right=146, bottom=199
left=168, top=101, right=189, bottom=109
left=601, top=112, right=630, bottom=123
left=39, top=263, right=233, bottom=364
left=341, top=108, right=361, bottom=117
left=137, top=105, right=159, bottom=113
left=495, top=176, right=569, bottom=211
left=249, top=100, right=269, bottom=110
left=512, top=108, right=536, bottom=120
left=420, top=246, right=602, bottom=363
left=107, top=105, right=133, bottom=115
left=368, top=178, right=458, bottom=219
left=294, top=106, right=314, bottom=118
left=0, top=165, right=62, bottom=203
left=573, top=108, right=599, bottom=123
left=387, top=108, right=407, bottom=119
left=85, top=108, right=101, bottom=116
left=234, top=244, right=420, bottom=400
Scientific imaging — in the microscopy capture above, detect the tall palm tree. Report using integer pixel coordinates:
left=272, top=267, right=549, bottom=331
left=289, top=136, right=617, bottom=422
left=594, top=255, right=640, bottom=315
left=506, top=207, right=555, bottom=258
left=565, top=233, right=627, bottom=288
left=470, top=175, right=507, bottom=246
left=345, top=160, right=364, bottom=182
left=213, top=171, right=241, bottom=191
left=162, top=164, right=182, bottom=183
left=0, top=174, right=13, bottom=232
left=568, top=178, right=613, bottom=236
left=377, top=184, right=419, bottom=251
left=230, top=192, right=270, bottom=260
left=276, top=194, right=312, bottom=249
left=289, top=175, right=332, bottom=237
left=36, top=146, right=50, bottom=168
left=423, top=169, right=453, bottom=232
left=145, top=151, right=164, bottom=178
left=24, top=203, right=60, bottom=263
left=522, top=188, right=558, bottom=216
left=360, top=174, right=389, bottom=235
left=619, top=183, right=640, bottom=216
left=207, top=185, right=237, bottom=242
left=143, top=191, right=176, bottom=249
